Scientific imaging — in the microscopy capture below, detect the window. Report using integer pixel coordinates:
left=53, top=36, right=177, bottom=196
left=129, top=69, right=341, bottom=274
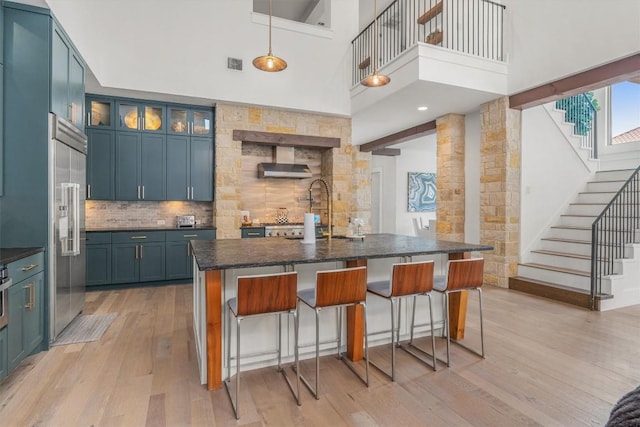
left=610, top=81, right=640, bottom=145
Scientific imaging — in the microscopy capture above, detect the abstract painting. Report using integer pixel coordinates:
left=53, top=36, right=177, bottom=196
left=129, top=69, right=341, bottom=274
left=408, top=172, right=436, bottom=212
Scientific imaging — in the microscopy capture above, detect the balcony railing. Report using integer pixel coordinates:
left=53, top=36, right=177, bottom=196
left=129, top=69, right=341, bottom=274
left=591, top=165, right=640, bottom=309
left=352, top=0, right=506, bottom=86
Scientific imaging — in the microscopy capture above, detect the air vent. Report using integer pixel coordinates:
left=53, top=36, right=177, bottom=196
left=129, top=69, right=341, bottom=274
left=227, top=57, right=243, bottom=71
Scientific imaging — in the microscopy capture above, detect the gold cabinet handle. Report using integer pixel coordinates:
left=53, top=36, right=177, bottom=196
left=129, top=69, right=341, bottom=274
left=24, top=283, right=35, bottom=310
left=130, top=236, right=147, bottom=239
left=21, top=264, right=38, bottom=272
left=183, top=234, right=198, bottom=238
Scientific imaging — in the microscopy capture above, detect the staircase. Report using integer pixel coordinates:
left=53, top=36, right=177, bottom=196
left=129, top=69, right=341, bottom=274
left=510, top=168, right=638, bottom=310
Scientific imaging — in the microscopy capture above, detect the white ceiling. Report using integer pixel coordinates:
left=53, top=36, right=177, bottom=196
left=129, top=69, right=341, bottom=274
left=253, top=0, right=321, bottom=24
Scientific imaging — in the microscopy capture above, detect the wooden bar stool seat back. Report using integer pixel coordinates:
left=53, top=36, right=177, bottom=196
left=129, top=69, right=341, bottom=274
left=434, top=257, right=485, bottom=366
left=224, top=271, right=300, bottom=419
left=367, top=259, right=437, bottom=381
left=297, top=266, right=369, bottom=400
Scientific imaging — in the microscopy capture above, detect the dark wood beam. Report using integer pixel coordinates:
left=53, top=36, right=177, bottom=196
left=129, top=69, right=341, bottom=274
left=509, top=54, right=640, bottom=110
left=233, top=130, right=340, bottom=149
left=359, top=120, right=437, bottom=152
left=372, top=148, right=401, bottom=156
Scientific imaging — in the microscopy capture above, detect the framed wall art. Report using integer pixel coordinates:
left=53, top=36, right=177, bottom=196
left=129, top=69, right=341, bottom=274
left=408, top=172, right=436, bottom=212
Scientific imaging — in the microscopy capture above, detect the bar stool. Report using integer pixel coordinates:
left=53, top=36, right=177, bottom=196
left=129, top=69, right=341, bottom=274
left=434, top=258, right=485, bottom=366
left=224, top=271, right=300, bottom=419
left=296, top=266, right=369, bottom=399
left=366, top=259, right=437, bottom=380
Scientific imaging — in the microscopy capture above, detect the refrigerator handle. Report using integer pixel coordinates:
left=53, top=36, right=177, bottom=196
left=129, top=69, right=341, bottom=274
left=61, top=183, right=81, bottom=256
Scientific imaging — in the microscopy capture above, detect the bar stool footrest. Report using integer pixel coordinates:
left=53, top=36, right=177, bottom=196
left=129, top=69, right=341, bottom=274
left=451, top=338, right=485, bottom=359
left=398, top=343, right=438, bottom=371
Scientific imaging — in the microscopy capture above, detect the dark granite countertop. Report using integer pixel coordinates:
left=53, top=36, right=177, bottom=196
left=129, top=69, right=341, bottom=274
left=0, top=247, right=45, bottom=265
left=191, top=233, right=493, bottom=271
left=87, top=226, right=216, bottom=233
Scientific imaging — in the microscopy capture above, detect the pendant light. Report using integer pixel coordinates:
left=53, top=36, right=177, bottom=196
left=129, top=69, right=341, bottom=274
left=253, top=0, right=287, bottom=72
left=361, top=0, right=390, bottom=87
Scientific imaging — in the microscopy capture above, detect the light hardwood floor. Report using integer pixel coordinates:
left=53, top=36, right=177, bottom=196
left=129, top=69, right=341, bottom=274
left=1, top=284, right=638, bottom=426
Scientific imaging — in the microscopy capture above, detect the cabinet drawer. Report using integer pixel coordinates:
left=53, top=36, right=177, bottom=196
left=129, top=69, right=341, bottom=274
left=8, top=252, right=44, bottom=284
left=86, top=232, right=111, bottom=245
left=111, top=231, right=165, bottom=243
left=166, top=230, right=216, bottom=242
left=241, top=228, right=265, bottom=238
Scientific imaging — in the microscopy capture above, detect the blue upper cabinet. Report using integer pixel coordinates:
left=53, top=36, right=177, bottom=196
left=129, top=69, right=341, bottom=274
left=167, top=105, right=214, bottom=137
left=51, top=19, right=85, bottom=130
left=117, top=100, right=166, bottom=134
left=86, top=96, right=115, bottom=129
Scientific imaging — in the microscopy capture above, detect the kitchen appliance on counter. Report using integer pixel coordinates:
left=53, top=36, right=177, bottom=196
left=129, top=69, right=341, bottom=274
left=0, top=267, right=12, bottom=329
left=49, top=113, right=88, bottom=340
left=177, top=215, right=196, bottom=228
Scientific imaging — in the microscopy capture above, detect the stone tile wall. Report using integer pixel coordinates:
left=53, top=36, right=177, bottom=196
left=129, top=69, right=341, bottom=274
left=480, top=97, right=521, bottom=288
left=86, top=201, right=214, bottom=229
left=215, top=104, right=366, bottom=239
left=436, top=114, right=466, bottom=242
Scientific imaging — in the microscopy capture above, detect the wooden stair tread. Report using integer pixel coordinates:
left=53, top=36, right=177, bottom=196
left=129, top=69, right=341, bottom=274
left=358, top=56, right=370, bottom=70
left=541, top=237, right=590, bottom=245
left=519, top=262, right=590, bottom=277
left=550, top=225, right=590, bottom=230
left=531, top=249, right=590, bottom=260
left=509, top=276, right=612, bottom=309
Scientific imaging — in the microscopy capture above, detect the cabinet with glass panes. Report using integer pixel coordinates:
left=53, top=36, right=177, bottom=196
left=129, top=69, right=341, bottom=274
left=116, top=100, right=166, bottom=133
left=167, top=105, right=214, bottom=137
left=86, top=95, right=115, bottom=129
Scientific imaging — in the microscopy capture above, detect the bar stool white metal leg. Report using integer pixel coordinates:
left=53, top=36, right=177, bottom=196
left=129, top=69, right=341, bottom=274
left=224, top=271, right=300, bottom=419
left=296, top=266, right=369, bottom=399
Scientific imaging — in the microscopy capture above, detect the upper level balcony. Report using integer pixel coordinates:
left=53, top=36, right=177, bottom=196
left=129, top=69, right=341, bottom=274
left=351, top=0, right=509, bottom=144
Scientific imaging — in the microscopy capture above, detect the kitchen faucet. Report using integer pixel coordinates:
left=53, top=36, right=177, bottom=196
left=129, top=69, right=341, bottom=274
left=308, top=178, right=332, bottom=240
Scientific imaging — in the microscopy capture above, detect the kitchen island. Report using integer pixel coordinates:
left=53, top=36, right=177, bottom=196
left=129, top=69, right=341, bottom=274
left=191, top=234, right=493, bottom=390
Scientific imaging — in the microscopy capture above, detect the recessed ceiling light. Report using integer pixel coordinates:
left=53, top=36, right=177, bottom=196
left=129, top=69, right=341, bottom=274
left=417, top=106, right=428, bottom=111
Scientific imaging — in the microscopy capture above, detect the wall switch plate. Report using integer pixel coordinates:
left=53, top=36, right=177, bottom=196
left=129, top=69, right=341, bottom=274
left=157, top=220, right=166, bottom=225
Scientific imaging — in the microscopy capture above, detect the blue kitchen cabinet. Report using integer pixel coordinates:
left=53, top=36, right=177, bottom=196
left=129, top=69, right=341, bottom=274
left=86, top=96, right=115, bottom=129
left=111, top=232, right=165, bottom=284
left=87, top=129, right=115, bottom=200
left=115, top=132, right=166, bottom=201
left=165, top=230, right=216, bottom=280
left=86, top=232, right=112, bottom=286
left=51, top=20, right=85, bottom=129
left=166, top=136, right=213, bottom=201
left=7, top=252, right=45, bottom=372
left=167, top=105, right=214, bottom=137
left=241, top=228, right=265, bottom=238
left=116, top=100, right=166, bottom=134
left=0, top=327, right=7, bottom=380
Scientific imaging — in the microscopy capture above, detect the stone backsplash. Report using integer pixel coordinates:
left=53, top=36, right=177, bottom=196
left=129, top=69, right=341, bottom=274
left=86, top=201, right=214, bottom=229
left=240, top=143, right=327, bottom=224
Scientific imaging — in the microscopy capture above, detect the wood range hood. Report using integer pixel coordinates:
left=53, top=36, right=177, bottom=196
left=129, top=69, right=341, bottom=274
left=233, top=130, right=341, bottom=179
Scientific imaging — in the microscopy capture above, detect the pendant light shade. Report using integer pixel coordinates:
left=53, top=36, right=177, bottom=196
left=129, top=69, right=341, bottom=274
left=254, top=0, right=287, bottom=72
left=361, top=0, right=390, bottom=87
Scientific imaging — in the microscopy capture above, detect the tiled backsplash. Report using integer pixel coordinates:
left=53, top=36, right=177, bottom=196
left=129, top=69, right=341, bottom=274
left=241, top=143, right=327, bottom=224
left=86, top=201, right=214, bottom=229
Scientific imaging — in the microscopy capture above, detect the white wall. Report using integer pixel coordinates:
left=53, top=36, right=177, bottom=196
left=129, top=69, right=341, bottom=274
left=371, top=156, right=396, bottom=233
left=465, top=112, right=481, bottom=244
left=395, top=135, right=438, bottom=236
left=371, top=134, right=437, bottom=236
left=504, top=0, right=640, bottom=94
left=46, top=0, right=358, bottom=116
left=520, top=106, right=593, bottom=255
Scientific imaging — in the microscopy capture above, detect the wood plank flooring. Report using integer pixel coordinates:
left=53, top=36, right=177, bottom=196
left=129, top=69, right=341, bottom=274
left=1, top=284, right=639, bottom=426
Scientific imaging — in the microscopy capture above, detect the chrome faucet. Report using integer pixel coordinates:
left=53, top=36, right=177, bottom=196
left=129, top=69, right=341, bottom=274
left=308, top=178, right=332, bottom=240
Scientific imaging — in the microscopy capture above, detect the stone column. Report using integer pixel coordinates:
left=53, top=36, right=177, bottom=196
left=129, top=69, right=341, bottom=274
left=480, top=97, right=521, bottom=288
left=436, top=113, right=466, bottom=242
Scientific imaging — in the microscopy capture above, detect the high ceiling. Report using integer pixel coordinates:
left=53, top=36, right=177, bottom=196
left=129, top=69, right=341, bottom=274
left=253, top=0, right=322, bottom=25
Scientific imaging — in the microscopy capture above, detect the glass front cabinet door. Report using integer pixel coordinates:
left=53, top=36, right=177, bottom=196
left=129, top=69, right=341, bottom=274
left=117, top=101, right=165, bottom=133
left=87, top=96, right=115, bottom=129
left=167, top=106, right=213, bottom=137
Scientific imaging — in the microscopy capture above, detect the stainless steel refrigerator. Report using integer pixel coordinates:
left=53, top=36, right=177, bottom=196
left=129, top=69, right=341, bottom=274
left=48, top=113, right=87, bottom=340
